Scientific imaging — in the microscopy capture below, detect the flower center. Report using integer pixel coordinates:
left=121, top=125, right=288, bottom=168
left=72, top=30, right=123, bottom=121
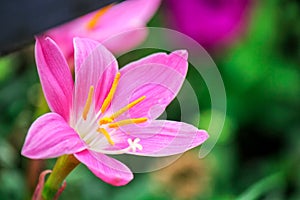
left=79, top=72, right=147, bottom=153
left=86, top=4, right=114, bottom=30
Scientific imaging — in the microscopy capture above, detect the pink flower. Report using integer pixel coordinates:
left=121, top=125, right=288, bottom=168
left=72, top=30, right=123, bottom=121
left=44, top=0, right=161, bottom=61
left=21, top=37, right=208, bottom=186
left=164, top=0, right=250, bottom=49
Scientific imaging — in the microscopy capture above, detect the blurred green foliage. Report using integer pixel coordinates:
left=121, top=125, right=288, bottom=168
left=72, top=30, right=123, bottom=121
left=0, top=0, right=300, bottom=199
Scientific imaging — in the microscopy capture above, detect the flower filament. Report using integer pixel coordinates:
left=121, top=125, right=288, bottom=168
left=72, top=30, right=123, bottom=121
left=97, top=128, right=115, bottom=145
left=82, top=86, right=94, bottom=120
left=108, top=118, right=148, bottom=128
left=99, top=95, right=146, bottom=124
left=101, top=72, right=120, bottom=113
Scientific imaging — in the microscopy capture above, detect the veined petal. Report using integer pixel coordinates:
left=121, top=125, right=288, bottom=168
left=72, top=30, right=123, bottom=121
left=74, top=37, right=100, bottom=74
left=73, top=38, right=118, bottom=121
left=44, top=0, right=161, bottom=59
left=21, top=113, right=85, bottom=159
left=43, top=22, right=80, bottom=60
left=94, top=0, right=161, bottom=54
left=102, top=28, right=148, bottom=55
left=74, top=150, right=133, bottom=186
left=114, top=120, right=208, bottom=157
left=110, top=50, right=188, bottom=120
left=98, top=0, right=161, bottom=30
left=35, top=37, right=73, bottom=122
left=121, top=50, right=188, bottom=75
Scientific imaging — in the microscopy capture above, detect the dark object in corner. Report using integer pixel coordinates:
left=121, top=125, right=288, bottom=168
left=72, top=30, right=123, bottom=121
left=0, top=0, right=124, bottom=55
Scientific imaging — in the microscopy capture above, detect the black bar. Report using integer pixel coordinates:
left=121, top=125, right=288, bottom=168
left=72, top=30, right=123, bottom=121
left=0, top=0, right=124, bottom=55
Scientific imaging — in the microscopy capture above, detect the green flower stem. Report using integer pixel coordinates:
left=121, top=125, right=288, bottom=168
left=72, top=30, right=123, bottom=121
left=42, top=154, right=80, bottom=200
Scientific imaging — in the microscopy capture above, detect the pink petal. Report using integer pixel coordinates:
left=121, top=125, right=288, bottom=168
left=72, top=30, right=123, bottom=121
left=101, top=28, right=148, bottom=55
left=94, top=0, right=161, bottom=54
left=110, top=50, right=188, bottom=120
left=35, top=37, right=73, bottom=122
left=73, top=37, right=100, bottom=74
left=43, top=22, right=80, bottom=61
left=98, top=0, right=161, bottom=31
left=44, top=0, right=161, bottom=58
left=22, top=113, right=85, bottom=159
left=74, top=150, right=133, bottom=186
left=114, top=120, right=208, bottom=157
left=73, top=38, right=118, bottom=120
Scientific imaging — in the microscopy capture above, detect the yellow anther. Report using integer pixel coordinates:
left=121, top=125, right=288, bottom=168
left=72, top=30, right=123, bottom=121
left=99, top=117, right=113, bottom=125
left=97, top=128, right=115, bottom=145
left=86, top=4, right=114, bottom=30
left=101, top=72, right=121, bottom=113
left=82, top=86, right=94, bottom=120
left=108, top=118, right=148, bottom=128
left=110, top=96, right=146, bottom=120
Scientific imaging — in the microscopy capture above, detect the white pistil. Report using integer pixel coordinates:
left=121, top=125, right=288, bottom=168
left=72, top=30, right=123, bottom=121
left=89, top=138, right=143, bottom=155
left=127, top=138, right=143, bottom=152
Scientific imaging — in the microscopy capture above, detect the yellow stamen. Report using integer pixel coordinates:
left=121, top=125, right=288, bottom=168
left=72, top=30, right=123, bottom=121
left=97, top=128, right=115, bottom=145
left=109, top=118, right=148, bottom=128
left=99, top=96, right=146, bottom=125
left=110, top=96, right=146, bottom=120
left=99, top=117, right=113, bottom=125
left=82, top=86, right=94, bottom=120
left=101, top=72, right=121, bottom=113
left=86, top=4, right=114, bottom=30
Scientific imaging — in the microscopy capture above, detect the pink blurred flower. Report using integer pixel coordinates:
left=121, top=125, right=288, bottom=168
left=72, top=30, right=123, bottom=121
left=44, top=0, right=161, bottom=61
left=164, top=0, right=251, bottom=49
left=21, top=37, right=208, bottom=186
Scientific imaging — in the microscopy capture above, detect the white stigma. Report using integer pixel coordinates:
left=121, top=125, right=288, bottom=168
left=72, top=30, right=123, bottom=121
left=128, top=138, right=143, bottom=152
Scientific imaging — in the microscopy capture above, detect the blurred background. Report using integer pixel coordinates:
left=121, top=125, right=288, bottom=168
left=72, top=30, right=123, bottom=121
left=0, top=0, right=300, bottom=199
